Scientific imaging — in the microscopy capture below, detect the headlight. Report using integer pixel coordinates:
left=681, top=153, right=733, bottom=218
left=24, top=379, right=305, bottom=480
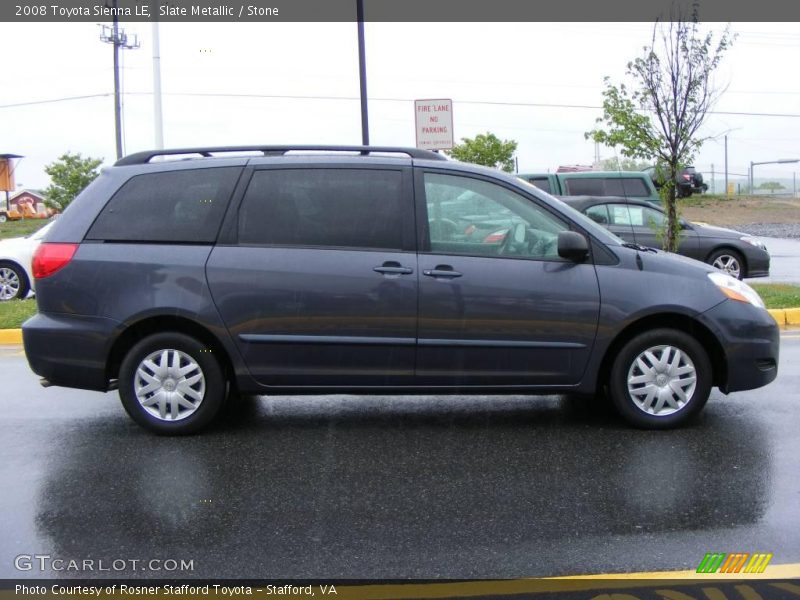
left=708, top=272, right=765, bottom=308
left=740, top=236, right=767, bottom=251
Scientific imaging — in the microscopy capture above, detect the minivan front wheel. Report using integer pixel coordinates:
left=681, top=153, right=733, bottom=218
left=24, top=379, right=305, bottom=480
left=119, top=333, right=226, bottom=435
left=609, top=329, right=712, bottom=429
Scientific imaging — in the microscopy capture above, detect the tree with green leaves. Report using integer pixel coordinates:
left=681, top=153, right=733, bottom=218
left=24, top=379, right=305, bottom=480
left=44, top=152, right=103, bottom=210
left=758, top=181, right=785, bottom=193
left=599, top=157, right=651, bottom=172
left=586, top=12, right=733, bottom=252
left=446, top=132, right=517, bottom=173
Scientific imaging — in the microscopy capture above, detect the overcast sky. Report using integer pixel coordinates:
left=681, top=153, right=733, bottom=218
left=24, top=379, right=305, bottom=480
left=2, top=21, right=800, bottom=191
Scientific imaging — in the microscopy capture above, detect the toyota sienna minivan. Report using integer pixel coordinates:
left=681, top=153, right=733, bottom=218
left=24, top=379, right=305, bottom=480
left=22, top=146, right=779, bottom=434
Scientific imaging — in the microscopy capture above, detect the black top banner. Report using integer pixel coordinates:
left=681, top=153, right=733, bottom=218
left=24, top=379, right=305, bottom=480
left=4, top=0, right=800, bottom=22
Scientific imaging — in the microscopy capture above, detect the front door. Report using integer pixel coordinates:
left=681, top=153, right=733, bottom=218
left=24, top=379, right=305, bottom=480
left=415, top=171, right=601, bottom=387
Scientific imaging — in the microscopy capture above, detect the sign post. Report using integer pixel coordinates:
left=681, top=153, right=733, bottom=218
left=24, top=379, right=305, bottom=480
left=414, top=99, right=454, bottom=151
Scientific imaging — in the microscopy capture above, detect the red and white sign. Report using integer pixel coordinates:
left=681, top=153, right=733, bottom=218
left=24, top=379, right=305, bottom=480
left=414, top=99, right=454, bottom=150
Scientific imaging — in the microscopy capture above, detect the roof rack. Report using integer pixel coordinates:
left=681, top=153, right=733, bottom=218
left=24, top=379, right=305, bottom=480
left=114, top=145, right=448, bottom=166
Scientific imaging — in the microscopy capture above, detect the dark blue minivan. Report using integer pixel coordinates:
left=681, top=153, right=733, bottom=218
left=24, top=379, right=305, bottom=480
left=22, top=146, right=779, bottom=434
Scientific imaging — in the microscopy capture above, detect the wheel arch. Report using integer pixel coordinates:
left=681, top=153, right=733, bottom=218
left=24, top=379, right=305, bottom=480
left=596, top=312, right=727, bottom=391
left=106, top=315, right=235, bottom=386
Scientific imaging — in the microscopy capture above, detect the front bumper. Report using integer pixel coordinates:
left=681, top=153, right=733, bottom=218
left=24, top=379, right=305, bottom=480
left=698, top=300, right=779, bottom=393
left=745, top=248, right=770, bottom=278
left=22, top=312, right=121, bottom=392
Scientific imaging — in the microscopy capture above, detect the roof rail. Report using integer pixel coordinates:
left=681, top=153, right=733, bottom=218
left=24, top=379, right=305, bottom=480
left=114, top=145, right=448, bottom=166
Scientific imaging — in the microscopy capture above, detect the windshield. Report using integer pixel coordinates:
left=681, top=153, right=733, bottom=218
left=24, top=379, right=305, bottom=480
left=516, top=179, right=626, bottom=246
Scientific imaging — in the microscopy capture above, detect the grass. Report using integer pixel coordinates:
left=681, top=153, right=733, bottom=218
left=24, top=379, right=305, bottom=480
left=751, top=284, right=800, bottom=310
left=0, top=299, right=37, bottom=329
left=0, top=219, right=50, bottom=240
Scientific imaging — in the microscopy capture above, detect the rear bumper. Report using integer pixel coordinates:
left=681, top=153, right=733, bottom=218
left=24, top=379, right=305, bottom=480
left=22, top=312, right=121, bottom=392
left=698, top=300, right=779, bottom=393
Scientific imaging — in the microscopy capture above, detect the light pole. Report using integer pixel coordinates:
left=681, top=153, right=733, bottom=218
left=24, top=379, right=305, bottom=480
left=750, top=158, right=800, bottom=196
left=356, top=0, right=369, bottom=146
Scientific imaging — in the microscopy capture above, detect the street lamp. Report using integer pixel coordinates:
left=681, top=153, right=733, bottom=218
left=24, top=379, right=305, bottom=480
left=749, top=158, right=800, bottom=194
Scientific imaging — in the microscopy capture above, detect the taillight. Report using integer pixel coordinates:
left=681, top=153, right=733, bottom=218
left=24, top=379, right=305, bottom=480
left=32, top=243, right=78, bottom=279
left=682, top=174, right=692, bottom=181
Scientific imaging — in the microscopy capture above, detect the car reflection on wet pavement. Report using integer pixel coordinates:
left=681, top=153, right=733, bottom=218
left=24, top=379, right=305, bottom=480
left=1, top=334, right=798, bottom=579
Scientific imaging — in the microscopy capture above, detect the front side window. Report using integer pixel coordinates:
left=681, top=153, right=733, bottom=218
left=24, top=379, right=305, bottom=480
left=87, top=167, right=240, bottom=243
left=609, top=204, right=664, bottom=229
left=423, top=173, right=568, bottom=260
left=238, top=169, right=404, bottom=250
left=585, top=204, right=610, bottom=225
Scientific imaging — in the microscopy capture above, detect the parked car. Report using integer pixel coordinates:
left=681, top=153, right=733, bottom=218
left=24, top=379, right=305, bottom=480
left=644, top=165, right=707, bottom=198
left=517, top=171, right=662, bottom=205
left=561, top=196, right=769, bottom=280
left=23, top=145, right=778, bottom=434
left=0, top=221, right=53, bottom=301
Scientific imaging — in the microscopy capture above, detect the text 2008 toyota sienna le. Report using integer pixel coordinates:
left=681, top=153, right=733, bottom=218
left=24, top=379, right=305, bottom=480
left=22, top=146, right=779, bottom=434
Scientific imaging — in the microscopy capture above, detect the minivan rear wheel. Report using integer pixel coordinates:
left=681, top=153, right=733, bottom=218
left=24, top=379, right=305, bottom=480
left=609, top=329, right=712, bottom=429
left=119, top=332, right=226, bottom=435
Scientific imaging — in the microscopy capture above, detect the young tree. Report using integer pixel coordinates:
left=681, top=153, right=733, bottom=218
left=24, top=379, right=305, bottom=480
left=758, top=181, right=785, bottom=193
left=446, top=132, right=517, bottom=172
left=599, top=157, right=651, bottom=172
left=44, top=152, right=103, bottom=210
left=586, top=12, right=733, bottom=251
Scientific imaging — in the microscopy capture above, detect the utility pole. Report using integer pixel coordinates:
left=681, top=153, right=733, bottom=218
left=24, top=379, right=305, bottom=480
left=724, top=135, right=728, bottom=196
left=100, top=1, right=140, bottom=160
left=356, top=0, right=369, bottom=146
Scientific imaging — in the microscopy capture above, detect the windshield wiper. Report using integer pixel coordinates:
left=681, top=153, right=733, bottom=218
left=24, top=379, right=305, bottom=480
left=621, top=242, right=658, bottom=253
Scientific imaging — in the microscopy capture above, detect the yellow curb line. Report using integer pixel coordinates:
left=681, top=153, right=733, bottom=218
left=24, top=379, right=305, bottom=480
left=769, top=307, right=800, bottom=327
left=0, top=328, right=22, bottom=344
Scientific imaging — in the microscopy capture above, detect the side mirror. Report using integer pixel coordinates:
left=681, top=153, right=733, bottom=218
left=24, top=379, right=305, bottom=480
left=558, top=231, right=589, bottom=262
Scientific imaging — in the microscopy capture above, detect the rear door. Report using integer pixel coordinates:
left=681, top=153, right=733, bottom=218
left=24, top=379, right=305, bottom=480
left=206, top=162, right=417, bottom=387
left=415, top=170, right=600, bottom=387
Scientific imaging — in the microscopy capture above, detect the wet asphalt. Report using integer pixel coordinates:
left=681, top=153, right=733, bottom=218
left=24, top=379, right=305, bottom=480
left=1, top=334, right=799, bottom=580
left=751, top=237, right=800, bottom=284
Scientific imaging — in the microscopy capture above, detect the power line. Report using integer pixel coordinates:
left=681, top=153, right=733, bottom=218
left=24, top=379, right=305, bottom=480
left=0, top=93, right=111, bottom=109
left=5, top=91, right=800, bottom=119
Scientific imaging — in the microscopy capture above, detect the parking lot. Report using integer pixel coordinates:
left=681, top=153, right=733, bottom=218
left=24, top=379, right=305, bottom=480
left=2, top=332, right=799, bottom=579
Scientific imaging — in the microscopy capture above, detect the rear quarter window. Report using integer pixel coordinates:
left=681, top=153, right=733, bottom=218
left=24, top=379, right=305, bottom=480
left=86, top=167, right=241, bottom=243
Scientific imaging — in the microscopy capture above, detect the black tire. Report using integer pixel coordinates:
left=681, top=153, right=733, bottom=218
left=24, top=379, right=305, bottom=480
left=608, top=328, right=712, bottom=429
left=707, top=248, right=746, bottom=280
left=118, top=332, right=227, bottom=435
left=0, top=213, right=7, bottom=223
left=0, top=261, right=30, bottom=301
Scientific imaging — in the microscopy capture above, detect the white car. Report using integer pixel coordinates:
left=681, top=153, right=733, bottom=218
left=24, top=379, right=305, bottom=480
left=0, top=222, right=53, bottom=301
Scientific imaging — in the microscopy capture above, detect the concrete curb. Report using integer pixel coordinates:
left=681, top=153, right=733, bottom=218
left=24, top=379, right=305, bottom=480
left=0, top=329, right=22, bottom=344
left=0, top=308, right=799, bottom=347
left=767, top=308, right=800, bottom=327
